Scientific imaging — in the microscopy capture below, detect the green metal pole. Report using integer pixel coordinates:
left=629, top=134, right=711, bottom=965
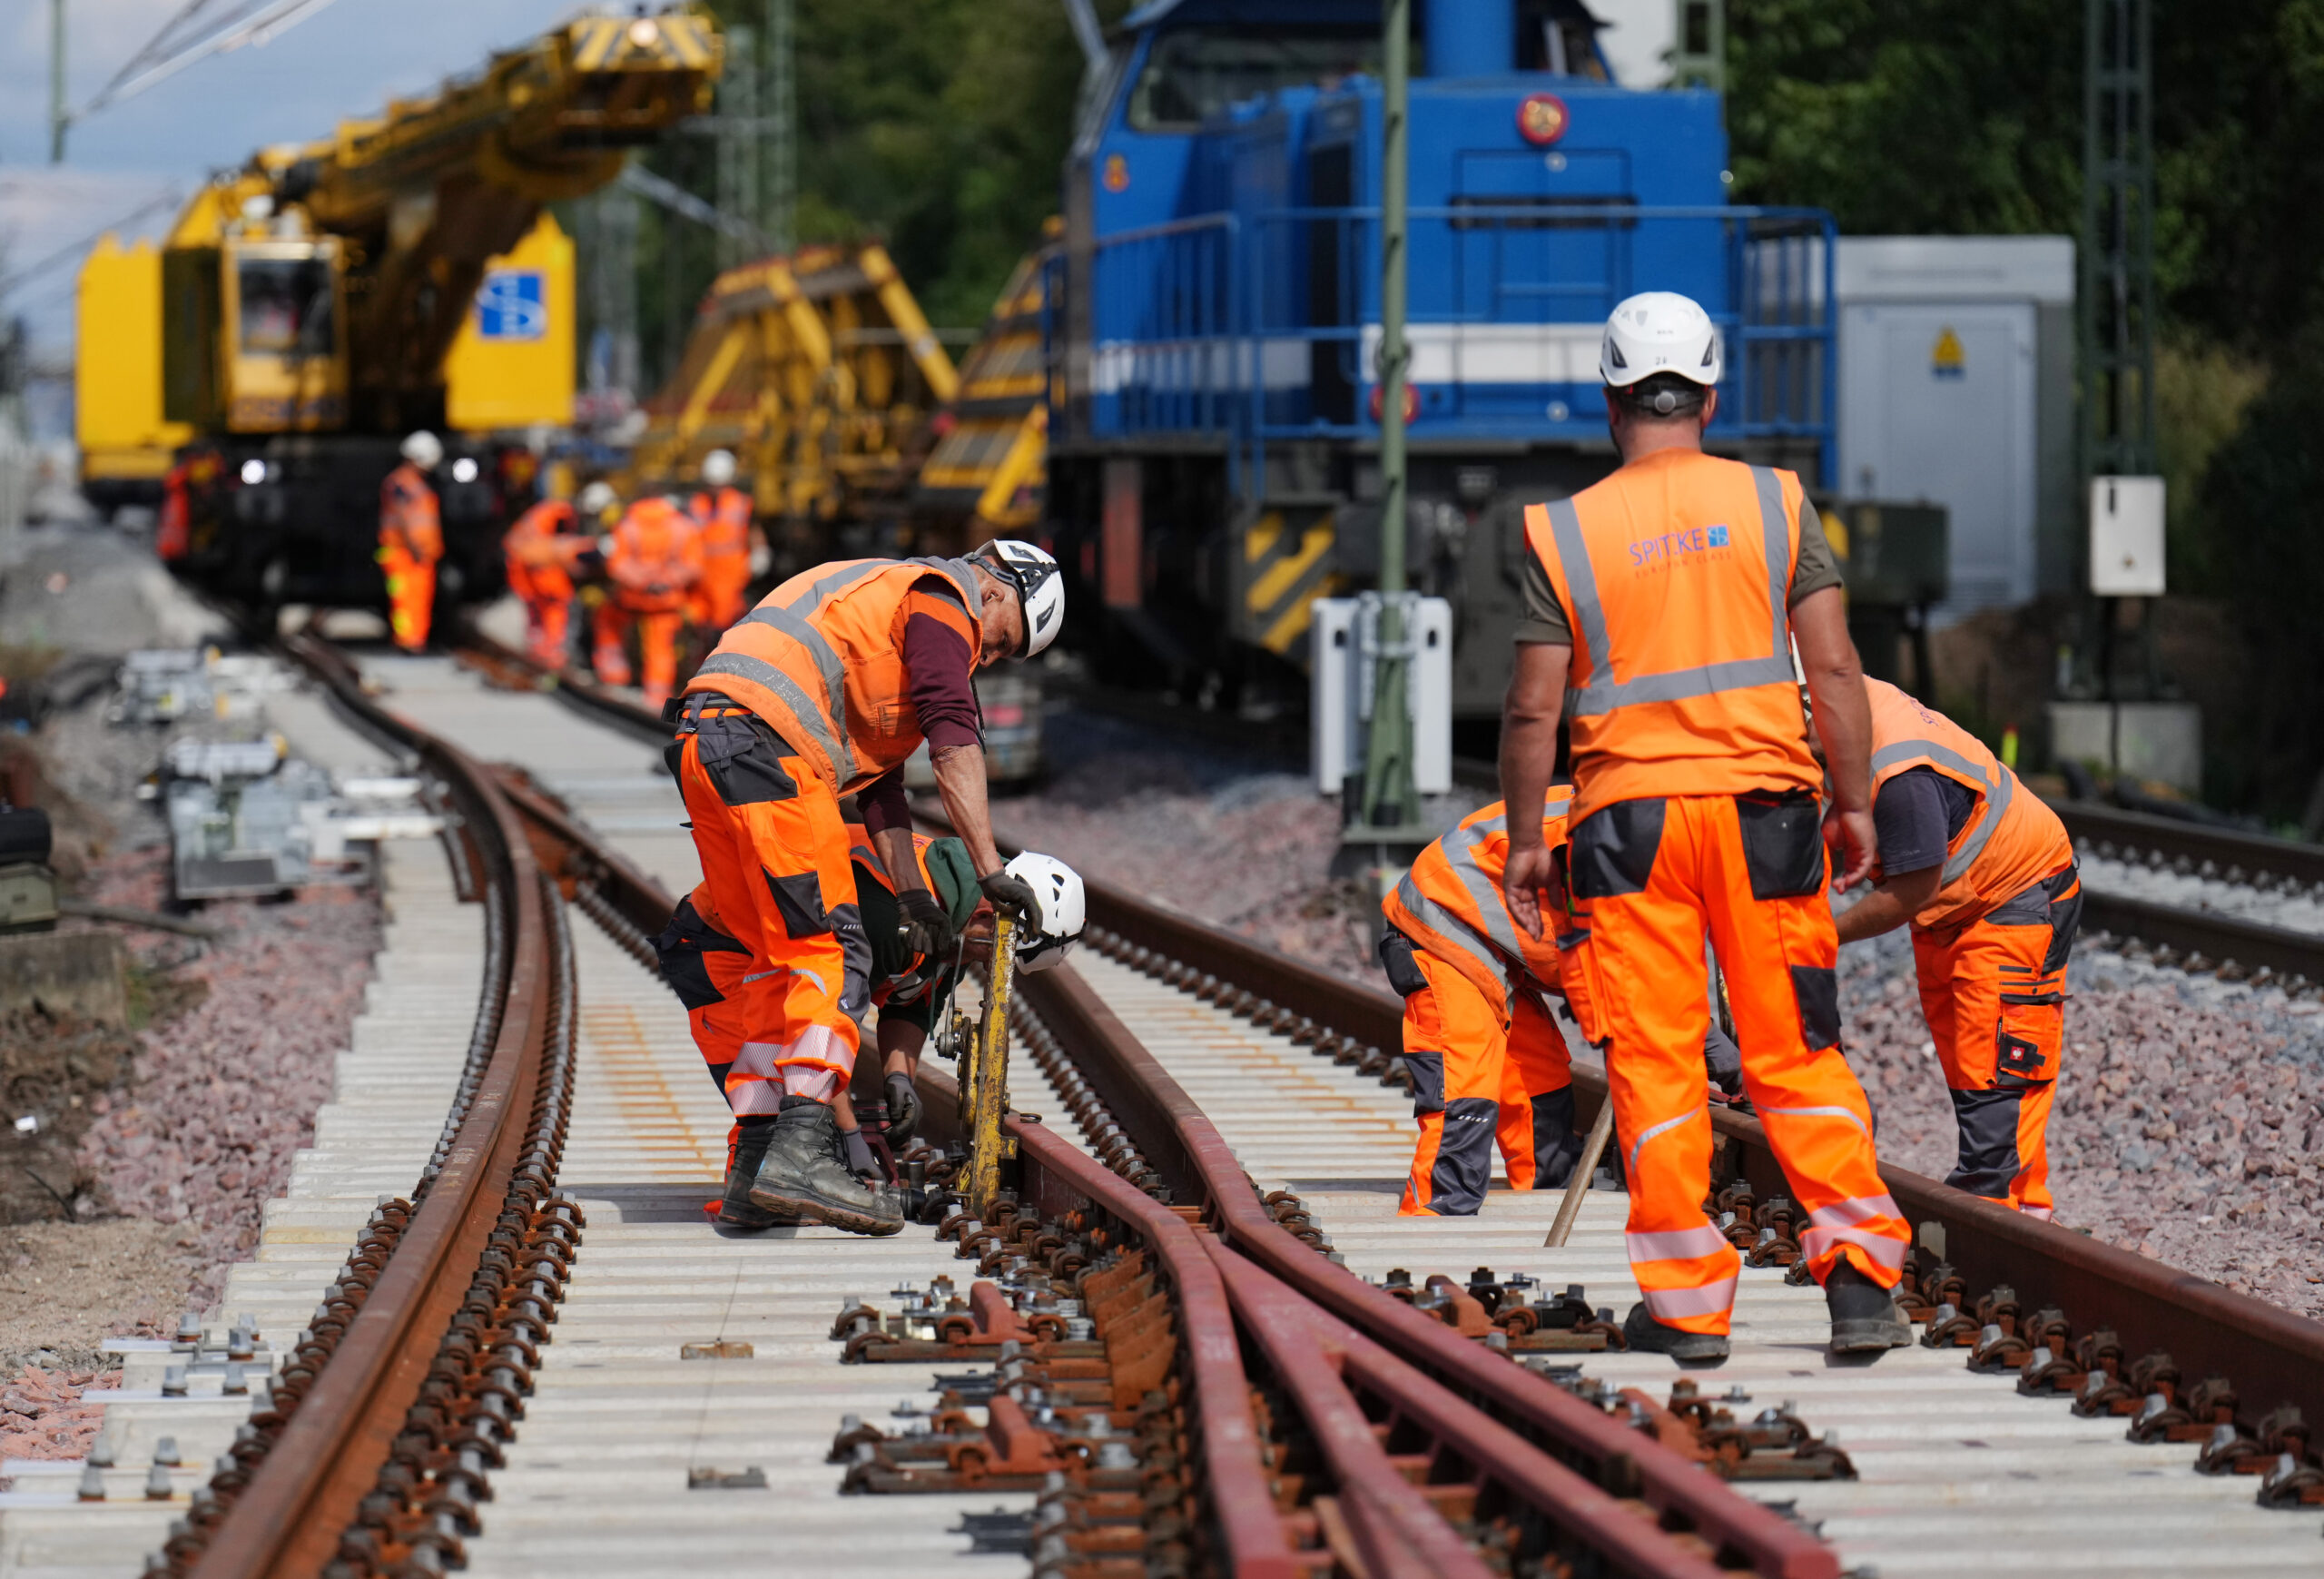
left=50, top=0, right=67, bottom=164
left=1357, top=0, right=1418, bottom=834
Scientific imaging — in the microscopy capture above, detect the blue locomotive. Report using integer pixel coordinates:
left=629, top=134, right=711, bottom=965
left=1041, top=0, right=1835, bottom=716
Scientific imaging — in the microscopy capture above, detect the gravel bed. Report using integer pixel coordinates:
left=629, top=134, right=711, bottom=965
left=2075, top=845, right=2324, bottom=935
left=1840, top=925, right=2324, bottom=1320
left=0, top=1363, right=114, bottom=1463
left=70, top=849, right=380, bottom=1309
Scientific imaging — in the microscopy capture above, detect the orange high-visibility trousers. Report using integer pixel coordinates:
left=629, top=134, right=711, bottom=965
left=668, top=702, right=871, bottom=1116
left=507, top=560, right=575, bottom=669
left=379, top=544, right=438, bottom=652
left=592, top=600, right=684, bottom=706
left=1397, top=948, right=1574, bottom=1215
left=1912, top=865, right=2080, bottom=1219
left=1570, top=792, right=1907, bottom=1336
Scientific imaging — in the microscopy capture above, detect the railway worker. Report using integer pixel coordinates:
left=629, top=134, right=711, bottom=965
left=666, top=538, right=1068, bottom=1235
left=1499, top=291, right=1911, bottom=1362
left=1378, top=795, right=1587, bottom=1215
left=504, top=481, right=614, bottom=669
left=687, top=450, right=757, bottom=633
left=1833, top=678, right=2081, bottom=1218
left=379, top=432, right=444, bottom=653
left=593, top=494, right=702, bottom=710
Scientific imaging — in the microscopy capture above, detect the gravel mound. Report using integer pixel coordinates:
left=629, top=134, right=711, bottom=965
left=0, top=1363, right=114, bottom=1463
left=1842, top=929, right=2324, bottom=1320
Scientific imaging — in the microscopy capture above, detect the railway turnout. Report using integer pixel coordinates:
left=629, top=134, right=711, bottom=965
left=6, top=637, right=2324, bottom=1579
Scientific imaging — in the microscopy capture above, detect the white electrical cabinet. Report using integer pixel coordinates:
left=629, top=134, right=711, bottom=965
left=1836, top=236, right=2075, bottom=620
left=2089, top=474, right=2166, bottom=596
left=1312, top=594, right=1452, bottom=797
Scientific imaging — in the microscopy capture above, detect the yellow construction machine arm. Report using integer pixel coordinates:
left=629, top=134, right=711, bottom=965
left=163, top=6, right=721, bottom=436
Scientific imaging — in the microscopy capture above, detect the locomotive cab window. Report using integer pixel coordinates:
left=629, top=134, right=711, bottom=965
left=1128, top=28, right=1383, bottom=131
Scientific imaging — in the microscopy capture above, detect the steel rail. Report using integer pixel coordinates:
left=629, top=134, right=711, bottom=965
left=2053, top=800, right=2324, bottom=888
left=188, top=633, right=557, bottom=1576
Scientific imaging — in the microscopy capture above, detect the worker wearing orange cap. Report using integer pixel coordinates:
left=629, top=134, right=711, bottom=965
left=593, top=494, right=702, bottom=709
left=379, top=432, right=444, bottom=652
left=1501, top=291, right=1909, bottom=1362
left=1379, top=795, right=1590, bottom=1216
left=688, top=449, right=756, bottom=633
left=505, top=481, right=613, bottom=670
left=1836, top=679, right=2080, bottom=1218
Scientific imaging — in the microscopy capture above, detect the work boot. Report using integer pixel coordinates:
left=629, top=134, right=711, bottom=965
left=1620, top=1302, right=1730, bottom=1364
left=1826, top=1260, right=1915, bottom=1354
left=748, top=1101, right=905, bottom=1237
left=717, top=1120, right=794, bottom=1231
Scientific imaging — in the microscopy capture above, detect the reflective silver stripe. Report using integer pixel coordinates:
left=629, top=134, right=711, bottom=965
left=1758, top=1104, right=1873, bottom=1139
left=1798, top=1223, right=1907, bottom=1271
left=1626, top=1224, right=1732, bottom=1262
left=1443, top=816, right=1528, bottom=959
left=734, top=1040, right=784, bottom=1078
left=1807, top=1193, right=1902, bottom=1229
left=736, top=559, right=896, bottom=783
left=1869, top=735, right=2016, bottom=883
left=1641, top=1277, right=1738, bottom=1319
left=694, top=652, right=852, bottom=779
left=2021, top=1204, right=2054, bottom=1221
left=1627, top=1109, right=1699, bottom=1175
left=1556, top=466, right=1799, bottom=719
left=1393, top=873, right=1508, bottom=992
left=726, top=1079, right=783, bottom=1115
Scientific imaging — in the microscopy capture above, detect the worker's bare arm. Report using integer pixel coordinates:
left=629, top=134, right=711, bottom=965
left=931, top=742, right=1006, bottom=876
left=1499, top=640, right=1571, bottom=939
left=1833, top=862, right=1941, bottom=945
left=1791, top=586, right=1878, bottom=889
left=871, top=825, right=926, bottom=894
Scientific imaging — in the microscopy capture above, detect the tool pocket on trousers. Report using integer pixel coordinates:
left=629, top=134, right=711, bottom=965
left=1789, top=964, right=1840, bottom=1051
left=1378, top=929, right=1430, bottom=997
left=700, top=715, right=801, bottom=805
left=652, top=896, right=749, bottom=1011
left=1403, top=1049, right=1445, bottom=1114
left=1569, top=799, right=1665, bottom=899
left=1738, top=791, right=1826, bottom=899
left=2043, top=866, right=2083, bottom=973
left=1995, top=992, right=2063, bottom=1087
left=766, top=870, right=835, bottom=939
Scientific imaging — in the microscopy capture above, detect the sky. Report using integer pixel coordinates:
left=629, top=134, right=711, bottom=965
left=0, top=0, right=589, bottom=357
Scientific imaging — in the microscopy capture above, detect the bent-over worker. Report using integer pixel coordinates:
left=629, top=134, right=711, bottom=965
left=1500, top=291, right=1911, bottom=1361
left=665, top=539, right=1067, bottom=1235
left=1835, top=679, right=2081, bottom=1217
left=1379, top=796, right=1589, bottom=1215
left=379, top=432, right=444, bottom=652
left=504, top=481, right=612, bottom=670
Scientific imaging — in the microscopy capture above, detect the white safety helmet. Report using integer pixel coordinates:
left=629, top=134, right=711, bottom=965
left=400, top=430, right=444, bottom=470
left=702, top=449, right=737, bottom=487
left=577, top=481, right=618, bottom=517
left=1600, top=291, right=1722, bottom=394
left=1006, top=851, right=1086, bottom=972
left=970, top=539, right=1066, bottom=657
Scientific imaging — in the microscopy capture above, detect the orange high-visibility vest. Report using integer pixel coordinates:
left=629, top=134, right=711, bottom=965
left=691, top=487, right=753, bottom=563
left=606, top=498, right=701, bottom=613
left=379, top=463, right=442, bottom=562
left=1866, top=678, right=2074, bottom=932
left=505, top=498, right=577, bottom=569
left=1383, top=795, right=1585, bottom=1018
left=1523, top=449, right=1820, bottom=824
left=687, top=557, right=985, bottom=796
left=845, top=824, right=939, bottom=895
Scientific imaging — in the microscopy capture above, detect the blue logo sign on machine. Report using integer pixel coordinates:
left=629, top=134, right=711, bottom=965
left=475, top=270, right=547, bottom=341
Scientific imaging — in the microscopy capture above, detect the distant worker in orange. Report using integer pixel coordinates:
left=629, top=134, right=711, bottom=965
left=688, top=449, right=756, bottom=633
left=593, top=494, right=702, bottom=709
left=1501, top=291, right=1910, bottom=1362
left=1835, top=679, right=2081, bottom=1218
left=504, top=481, right=613, bottom=670
left=379, top=431, right=444, bottom=653
left=1379, top=795, right=1588, bottom=1216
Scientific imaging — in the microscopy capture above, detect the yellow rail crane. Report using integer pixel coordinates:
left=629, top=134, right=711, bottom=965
left=78, top=7, right=722, bottom=611
left=627, top=242, right=960, bottom=569
left=913, top=233, right=1055, bottom=545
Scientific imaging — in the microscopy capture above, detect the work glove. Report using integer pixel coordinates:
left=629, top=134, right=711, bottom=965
left=885, top=1072, right=923, bottom=1144
left=839, top=1126, right=880, bottom=1180
left=899, top=887, right=955, bottom=961
left=979, top=869, right=1041, bottom=926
